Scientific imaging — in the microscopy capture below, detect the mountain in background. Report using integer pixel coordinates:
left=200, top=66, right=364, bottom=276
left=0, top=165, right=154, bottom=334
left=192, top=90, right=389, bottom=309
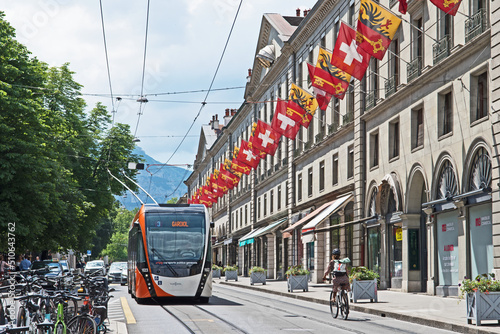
left=116, top=147, right=189, bottom=210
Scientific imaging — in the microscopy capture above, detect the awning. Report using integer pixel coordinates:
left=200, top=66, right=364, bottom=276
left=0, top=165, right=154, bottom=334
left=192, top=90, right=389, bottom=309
left=282, top=201, right=336, bottom=238
left=238, top=218, right=288, bottom=247
left=301, top=193, right=353, bottom=235
left=223, top=238, right=233, bottom=245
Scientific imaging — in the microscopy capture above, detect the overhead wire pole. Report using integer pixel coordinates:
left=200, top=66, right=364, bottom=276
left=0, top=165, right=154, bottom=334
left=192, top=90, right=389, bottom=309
left=152, top=0, right=244, bottom=176
left=107, top=169, right=144, bottom=204
left=121, top=170, right=159, bottom=205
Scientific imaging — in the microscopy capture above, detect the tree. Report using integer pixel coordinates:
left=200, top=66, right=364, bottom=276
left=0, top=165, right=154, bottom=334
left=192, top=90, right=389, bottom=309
left=166, top=197, right=178, bottom=204
left=102, top=207, right=137, bottom=262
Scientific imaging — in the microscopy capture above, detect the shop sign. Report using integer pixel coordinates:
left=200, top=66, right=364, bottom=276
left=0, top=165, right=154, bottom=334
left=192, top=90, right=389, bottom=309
left=475, top=216, right=491, bottom=227
left=444, top=244, right=454, bottom=251
left=442, top=222, right=455, bottom=232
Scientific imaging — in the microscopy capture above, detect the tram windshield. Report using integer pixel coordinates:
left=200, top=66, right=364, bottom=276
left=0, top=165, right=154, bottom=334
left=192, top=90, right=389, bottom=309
left=146, top=212, right=205, bottom=277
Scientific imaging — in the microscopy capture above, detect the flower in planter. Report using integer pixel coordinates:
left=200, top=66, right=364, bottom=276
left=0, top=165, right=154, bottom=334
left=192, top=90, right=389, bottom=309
left=459, top=273, right=500, bottom=299
left=349, top=266, right=379, bottom=283
left=285, top=265, right=310, bottom=277
left=223, top=265, right=238, bottom=272
left=249, top=266, right=266, bottom=274
left=212, top=264, right=223, bottom=271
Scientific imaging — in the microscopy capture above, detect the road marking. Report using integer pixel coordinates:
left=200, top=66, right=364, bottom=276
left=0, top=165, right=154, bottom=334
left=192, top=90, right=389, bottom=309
left=121, top=296, right=136, bottom=324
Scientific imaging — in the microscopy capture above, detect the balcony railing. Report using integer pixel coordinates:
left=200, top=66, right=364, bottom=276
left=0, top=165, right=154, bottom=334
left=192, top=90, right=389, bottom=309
left=343, top=112, right=354, bottom=125
left=267, top=169, right=272, bottom=177
left=433, top=35, right=451, bottom=64
left=294, top=146, right=302, bottom=158
left=465, top=8, right=487, bottom=43
left=315, top=131, right=324, bottom=143
left=328, top=122, right=339, bottom=135
left=304, top=141, right=313, bottom=150
left=282, top=157, right=288, bottom=166
left=407, top=57, right=421, bottom=82
left=365, top=92, right=376, bottom=110
left=385, top=75, right=397, bottom=97
left=274, top=163, right=280, bottom=172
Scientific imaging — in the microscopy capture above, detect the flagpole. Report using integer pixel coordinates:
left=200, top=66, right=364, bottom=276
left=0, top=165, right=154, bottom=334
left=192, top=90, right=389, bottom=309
left=400, top=17, right=439, bottom=43
left=386, top=48, right=411, bottom=65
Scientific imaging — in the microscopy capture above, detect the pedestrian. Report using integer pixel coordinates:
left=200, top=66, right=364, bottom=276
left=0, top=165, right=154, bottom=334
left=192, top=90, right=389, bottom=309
left=19, top=254, right=31, bottom=271
left=0, top=255, right=8, bottom=279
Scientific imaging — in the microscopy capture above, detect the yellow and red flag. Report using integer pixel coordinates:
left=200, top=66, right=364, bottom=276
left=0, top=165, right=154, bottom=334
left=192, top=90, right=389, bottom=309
left=317, top=48, right=351, bottom=100
left=289, top=84, right=318, bottom=129
left=356, top=0, right=401, bottom=60
left=430, top=0, right=462, bottom=16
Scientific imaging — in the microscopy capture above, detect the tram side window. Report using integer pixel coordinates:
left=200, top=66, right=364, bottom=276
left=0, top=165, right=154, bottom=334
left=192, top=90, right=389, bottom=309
left=137, top=233, right=146, bottom=263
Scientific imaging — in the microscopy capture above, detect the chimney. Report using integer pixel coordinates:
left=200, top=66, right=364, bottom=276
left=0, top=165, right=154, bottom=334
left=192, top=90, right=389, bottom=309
left=246, top=68, right=252, bottom=83
left=212, top=114, right=219, bottom=130
left=231, top=109, right=237, bottom=116
left=296, top=8, right=301, bottom=16
left=224, top=108, right=232, bottom=126
left=303, top=9, right=308, bottom=16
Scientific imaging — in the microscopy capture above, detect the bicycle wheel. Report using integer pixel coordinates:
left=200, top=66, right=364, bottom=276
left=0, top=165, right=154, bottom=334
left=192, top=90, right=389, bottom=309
left=63, top=299, right=78, bottom=323
left=340, top=290, right=349, bottom=320
left=329, top=291, right=339, bottom=319
left=55, top=323, right=65, bottom=334
left=67, top=315, right=96, bottom=334
left=15, top=307, right=26, bottom=327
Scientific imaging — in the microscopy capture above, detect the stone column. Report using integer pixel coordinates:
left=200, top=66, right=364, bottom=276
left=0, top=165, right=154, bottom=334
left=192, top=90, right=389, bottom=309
left=455, top=200, right=467, bottom=287
left=379, top=218, right=389, bottom=290
left=423, top=207, right=436, bottom=295
left=267, top=234, right=275, bottom=279
left=314, top=231, right=325, bottom=283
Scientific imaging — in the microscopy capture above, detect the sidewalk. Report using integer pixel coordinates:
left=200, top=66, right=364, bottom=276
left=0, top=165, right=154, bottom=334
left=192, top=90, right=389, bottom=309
left=217, top=276, right=500, bottom=334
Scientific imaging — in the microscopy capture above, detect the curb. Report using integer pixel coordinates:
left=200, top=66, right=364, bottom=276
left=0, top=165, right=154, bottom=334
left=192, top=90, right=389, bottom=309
left=219, top=281, right=496, bottom=334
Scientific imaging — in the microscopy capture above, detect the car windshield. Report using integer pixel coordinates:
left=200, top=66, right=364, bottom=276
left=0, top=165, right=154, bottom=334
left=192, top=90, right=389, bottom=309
left=86, top=261, right=104, bottom=268
left=47, top=263, right=60, bottom=272
left=110, top=262, right=127, bottom=270
left=31, top=261, right=51, bottom=270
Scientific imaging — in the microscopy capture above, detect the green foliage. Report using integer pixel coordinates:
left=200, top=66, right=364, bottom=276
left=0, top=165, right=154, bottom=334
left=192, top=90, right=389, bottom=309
left=101, top=207, right=137, bottom=262
left=0, top=13, right=141, bottom=252
left=349, top=266, right=380, bottom=282
left=460, top=273, right=500, bottom=299
left=212, top=264, right=222, bottom=271
left=166, top=197, right=178, bottom=204
left=223, top=265, right=238, bottom=272
left=249, top=266, right=266, bottom=274
left=285, top=265, right=310, bottom=277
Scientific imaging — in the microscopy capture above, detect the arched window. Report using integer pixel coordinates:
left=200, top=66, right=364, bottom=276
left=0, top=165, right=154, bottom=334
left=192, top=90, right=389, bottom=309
left=469, top=147, right=491, bottom=191
left=437, top=160, right=457, bottom=200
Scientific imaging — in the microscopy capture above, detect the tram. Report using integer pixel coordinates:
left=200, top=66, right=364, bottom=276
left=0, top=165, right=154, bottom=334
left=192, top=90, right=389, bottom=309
left=127, top=204, right=212, bottom=303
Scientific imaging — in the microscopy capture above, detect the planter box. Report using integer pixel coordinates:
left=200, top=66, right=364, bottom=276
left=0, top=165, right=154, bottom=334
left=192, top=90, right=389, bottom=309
left=250, top=272, right=266, bottom=285
left=287, top=275, right=308, bottom=292
left=212, top=269, right=221, bottom=279
left=350, top=279, right=377, bottom=303
left=467, top=291, right=500, bottom=325
left=225, top=270, right=238, bottom=281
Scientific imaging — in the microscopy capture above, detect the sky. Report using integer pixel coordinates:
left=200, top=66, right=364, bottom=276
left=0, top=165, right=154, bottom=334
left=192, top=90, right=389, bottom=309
left=1, top=0, right=317, bottom=170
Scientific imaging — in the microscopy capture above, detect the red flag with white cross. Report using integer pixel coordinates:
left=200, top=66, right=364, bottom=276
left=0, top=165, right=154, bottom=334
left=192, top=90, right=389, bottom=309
left=250, top=120, right=281, bottom=155
left=237, top=140, right=261, bottom=169
left=271, top=98, right=301, bottom=139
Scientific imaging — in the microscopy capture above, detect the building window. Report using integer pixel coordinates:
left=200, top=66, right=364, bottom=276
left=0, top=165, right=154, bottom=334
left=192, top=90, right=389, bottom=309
left=270, top=91, right=275, bottom=121
left=298, top=61, right=303, bottom=87
left=438, top=90, right=453, bottom=137
left=411, top=107, right=424, bottom=149
left=347, top=86, right=355, bottom=121
left=319, top=161, right=325, bottom=192
left=264, top=103, right=268, bottom=122
left=286, top=181, right=289, bottom=206
left=308, top=48, right=314, bottom=87
left=413, top=17, right=423, bottom=62
left=277, top=186, right=282, bottom=211
left=437, top=7, right=453, bottom=42
left=389, top=38, right=399, bottom=88
left=332, top=154, right=339, bottom=185
left=389, top=119, right=400, bottom=160
left=308, top=119, right=314, bottom=146
left=308, top=167, right=313, bottom=197
left=347, top=146, right=354, bottom=179
left=298, top=174, right=302, bottom=202
left=471, top=71, right=488, bottom=122
left=258, top=197, right=261, bottom=218
left=264, top=193, right=267, bottom=216
left=370, top=132, right=379, bottom=168
left=245, top=205, right=248, bottom=225
left=331, top=97, right=340, bottom=131
left=270, top=190, right=274, bottom=214
left=321, top=35, right=326, bottom=49
left=240, top=208, right=242, bottom=228
left=348, top=2, right=355, bottom=26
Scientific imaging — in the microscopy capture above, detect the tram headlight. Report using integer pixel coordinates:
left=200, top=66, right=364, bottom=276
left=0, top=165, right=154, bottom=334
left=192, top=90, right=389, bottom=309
left=204, top=268, right=210, bottom=273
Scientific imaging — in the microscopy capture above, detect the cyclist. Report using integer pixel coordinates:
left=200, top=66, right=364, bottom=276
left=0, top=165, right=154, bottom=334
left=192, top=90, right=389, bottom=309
left=322, top=248, right=351, bottom=302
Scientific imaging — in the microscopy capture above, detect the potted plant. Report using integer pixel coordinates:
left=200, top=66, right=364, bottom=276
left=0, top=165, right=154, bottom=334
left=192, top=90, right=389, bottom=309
left=460, top=273, right=500, bottom=326
left=212, top=264, right=222, bottom=279
left=285, top=265, right=309, bottom=292
left=349, top=266, right=379, bottom=303
left=249, top=266, right=266, bottom=285
left=223, top=265, right=238, bottom=281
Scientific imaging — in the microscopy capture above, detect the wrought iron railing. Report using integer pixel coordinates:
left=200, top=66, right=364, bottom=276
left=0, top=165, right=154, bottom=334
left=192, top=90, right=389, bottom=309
left=343, top=112, right=354, bottom=125
left=294, top=147, right=302, bottom=158
left=274, top=163, right=280, bottom=172
left=407, top=57, right=421, bottom=82
left=365, top=92, right=376, bottom=110
left=315, top=131, right=324, bottom=143
left=282, top=157, right=288, bottom=166
left=304, top=141, right=313, bottom=150
left=328, top=122, right=339, bottom=135
left=385, top=75, right=397, bottom=97
left=465, top=8, right=487, bottom=43
left=433, top=35, right=451, bottom=64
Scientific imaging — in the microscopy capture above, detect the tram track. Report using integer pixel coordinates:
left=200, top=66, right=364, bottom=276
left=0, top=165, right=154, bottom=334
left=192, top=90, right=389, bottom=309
left=153, top=298, right=249, bottom=334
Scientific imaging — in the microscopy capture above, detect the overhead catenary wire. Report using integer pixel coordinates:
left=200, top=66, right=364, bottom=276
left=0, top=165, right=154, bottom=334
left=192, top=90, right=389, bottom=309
left=99, top=0, right=116, bottom=125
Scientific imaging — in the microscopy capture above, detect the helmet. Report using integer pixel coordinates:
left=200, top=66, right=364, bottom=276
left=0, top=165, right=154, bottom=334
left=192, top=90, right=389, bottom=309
left=332, top=248, right=341, bottom=255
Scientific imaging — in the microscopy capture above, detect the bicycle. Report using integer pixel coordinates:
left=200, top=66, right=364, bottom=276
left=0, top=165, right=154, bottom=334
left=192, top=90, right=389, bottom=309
left=329, top=282, right=349, bottom=320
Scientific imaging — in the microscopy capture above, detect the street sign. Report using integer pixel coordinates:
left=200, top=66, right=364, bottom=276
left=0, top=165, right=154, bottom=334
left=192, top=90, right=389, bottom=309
left=87, top=250, right=91, bottom=256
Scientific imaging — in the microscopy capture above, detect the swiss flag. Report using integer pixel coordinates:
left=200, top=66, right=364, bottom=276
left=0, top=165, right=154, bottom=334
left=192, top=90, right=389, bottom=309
left=271, top=99, right=300, bottom=139
left=248, top=137, right=267, bottom=159
left=331, top=22, right=371, bottom=81
left=237, top=140, right=260, bottom=169
left=251, top=120, right=281, bottom=155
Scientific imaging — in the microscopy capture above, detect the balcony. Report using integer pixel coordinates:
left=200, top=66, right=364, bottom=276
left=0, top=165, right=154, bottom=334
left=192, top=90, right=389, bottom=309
left=385, top=75, right=397, bottom=97
left=304, top=141, right=313, bottom=151
left=465, top=8, right=487, bottom=43
left=407, top=57, right=421, bottom=82
left=343, top=112, right=354, bottom=125
left=274, top=163, right=280, bottom=172
left=294, top=146, right=302, bottom=158
left=328, top=122, right=339, bottom=135
left=282, top=157, right=288, bottom=166
left=267, top=169, right=272, bottom=177
left=365, top=92, right=376, bottom=110
left=260, top=174, right=265, bottom=181
left=315, top=131, right=324, bottom=143
left=433, top=35, right=451, bottom=65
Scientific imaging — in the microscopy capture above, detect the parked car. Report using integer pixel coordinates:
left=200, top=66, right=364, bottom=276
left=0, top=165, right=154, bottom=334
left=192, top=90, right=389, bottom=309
left=107, top=262, right=127, bottom=284
left=59, top=260, right=71, bottom=274
left=84, top=260, right=106, bottom=276
left=44, top=262, right=64, bottom=279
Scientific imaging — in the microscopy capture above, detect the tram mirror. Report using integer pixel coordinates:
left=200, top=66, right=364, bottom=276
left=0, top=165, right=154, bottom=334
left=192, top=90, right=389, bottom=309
left=210, top=221, right=215, bottom=228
